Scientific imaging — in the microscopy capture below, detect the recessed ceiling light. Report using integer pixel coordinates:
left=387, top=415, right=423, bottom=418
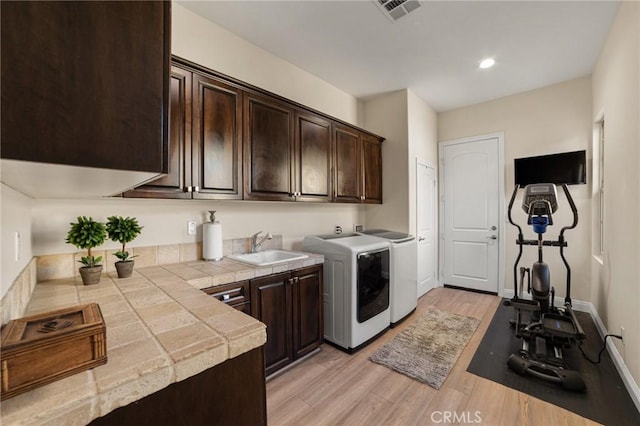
left=479, top=58, right=495, bottom=69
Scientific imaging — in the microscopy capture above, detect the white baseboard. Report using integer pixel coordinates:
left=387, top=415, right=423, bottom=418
left=587, top=303, right=640, bottom=414
left=501, top=289, right=640, bottom=414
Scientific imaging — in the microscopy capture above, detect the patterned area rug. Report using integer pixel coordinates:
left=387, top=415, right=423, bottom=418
left=369, top=309, right=479, bottom=389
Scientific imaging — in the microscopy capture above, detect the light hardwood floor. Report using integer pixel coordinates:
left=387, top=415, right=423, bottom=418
left=266, top=287, right=600, bottom=425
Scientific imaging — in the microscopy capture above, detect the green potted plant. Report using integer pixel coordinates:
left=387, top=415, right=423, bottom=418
left=66, top=216, right=107, bottom=285
left=106, top=216, right=143, bottom=278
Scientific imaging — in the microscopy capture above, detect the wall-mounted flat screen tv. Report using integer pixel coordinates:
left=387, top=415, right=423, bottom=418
left=514, top=150, right=586, bottom=186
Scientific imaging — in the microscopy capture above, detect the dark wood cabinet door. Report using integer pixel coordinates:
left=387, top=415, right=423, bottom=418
left=192, top=73, right=243, bottom=199
left=362, top=135, right=383, bottom=204
left=1, top=1, right=170, bottom=173
left=333, top=124, right=362, bottom=203
left=250, top=272, right=293, bottom=376
left=292, top=266, right=323, bottom=358
left=244, top=93, right=295, bottom=201
left=124, top=65, right=192, bottom=199
left=295, top=112, right=332, bottom=202
left=90, top=348, right=267, bottom=426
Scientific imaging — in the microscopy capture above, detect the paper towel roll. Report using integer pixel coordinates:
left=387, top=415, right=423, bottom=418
left=203, top=222, right=223, bottom=261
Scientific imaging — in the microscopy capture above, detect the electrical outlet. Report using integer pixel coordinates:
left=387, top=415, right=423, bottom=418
left=353, top=224, right=363, bottom=232
left=335, top=225, right=343, bottom=234
left=620, top=326, right=625, bottom=342
left=187, top=221, right=197, bottom=236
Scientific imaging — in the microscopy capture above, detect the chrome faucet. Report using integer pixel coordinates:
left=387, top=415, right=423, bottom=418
left=250, top=231, right=273, bottom=253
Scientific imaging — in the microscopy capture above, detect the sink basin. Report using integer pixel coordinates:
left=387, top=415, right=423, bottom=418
left=227, top=250, right=308, bottom=266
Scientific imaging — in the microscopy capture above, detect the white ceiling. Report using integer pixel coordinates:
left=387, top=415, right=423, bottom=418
left=179, top=1, right=620, bottom=112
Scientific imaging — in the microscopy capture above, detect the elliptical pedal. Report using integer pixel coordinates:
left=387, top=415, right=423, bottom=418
left=507, top=353, right=586, bottom=392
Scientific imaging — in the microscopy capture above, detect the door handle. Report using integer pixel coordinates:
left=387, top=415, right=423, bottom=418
left=486, top=235, right=497, bottom=240
left=418, top=237, right=426, bottom=242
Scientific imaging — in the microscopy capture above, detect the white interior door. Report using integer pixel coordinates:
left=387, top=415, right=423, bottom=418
left=416, top=161, right=437, bottom=296
left=440, top=136, right=501, bottom=293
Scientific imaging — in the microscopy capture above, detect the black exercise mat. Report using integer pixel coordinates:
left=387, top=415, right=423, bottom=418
left=467, top=300, right=640, bottom=425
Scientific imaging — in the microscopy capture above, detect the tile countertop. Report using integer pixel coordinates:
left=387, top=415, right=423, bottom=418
left=0, top=252, right=324, bottom=425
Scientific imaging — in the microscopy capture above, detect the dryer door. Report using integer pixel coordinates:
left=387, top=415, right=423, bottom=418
left=357, top=249, right=390, bottom=323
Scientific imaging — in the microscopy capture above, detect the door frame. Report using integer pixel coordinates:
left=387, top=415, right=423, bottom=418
left=415, top=158, right=439, bottom=295
left=438, top=132, right=506, bottom=295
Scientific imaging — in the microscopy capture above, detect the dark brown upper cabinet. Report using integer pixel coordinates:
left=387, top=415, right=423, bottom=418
left=294, top=112, right=333, bottom=202
left=334, top=124, right=363, bottom=203
left=1, top=1, right=170, bottom=174
left=334, top=124, right=383, bottom=204
left=362, top=134, right=383, bottom=204
left=125, top=64, right=242, bottom=200
left=243, top=93, right=295, bottom=201
left=243, top=101, right=333, bottom=202
left=125, top=66, right=192, bottom=199
left=191, top=74, right=243, bottom=199
left=125, top=56, right=382, bottom=204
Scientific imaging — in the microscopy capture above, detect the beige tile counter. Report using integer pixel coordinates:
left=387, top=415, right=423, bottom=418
left=0, top=253, right=322, bottom=425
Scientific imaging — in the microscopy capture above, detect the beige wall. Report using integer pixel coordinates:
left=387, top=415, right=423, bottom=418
left=362, top=90, right=439, bottom=236
left=30, top=198, right=364, bottom=255
left=438, top=77, right=593, bottom=302
left=363, top=91, right=410, bottom=232
left=172, top=3, right=361, bottom=126
left=407, top=90, right=439, bottom=235
left=591, top=1, right=640, bottom=385
left=1, top=184, right=32, bottom=297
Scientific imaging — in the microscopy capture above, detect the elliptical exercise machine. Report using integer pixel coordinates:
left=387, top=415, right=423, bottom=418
left=505, top=183, right=586, bottom=391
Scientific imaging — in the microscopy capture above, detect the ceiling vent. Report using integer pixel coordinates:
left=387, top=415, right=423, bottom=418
left=375, top=0, right=422, bottom=22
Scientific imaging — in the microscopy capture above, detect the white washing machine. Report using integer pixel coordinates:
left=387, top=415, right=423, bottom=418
left=303, top=233, right=390, bottom=352
left=360, top=229, right=417, bottom=326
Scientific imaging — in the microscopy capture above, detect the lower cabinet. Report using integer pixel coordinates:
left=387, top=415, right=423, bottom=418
left=202, top=265, right=323, bottom=376
left=90, top=347, right=266, bottom=426
left=251, top=265, right=323, bottom=376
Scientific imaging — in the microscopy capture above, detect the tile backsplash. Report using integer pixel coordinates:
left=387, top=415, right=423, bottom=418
left=1, top=257, right=37, bottom=324
left=37, top=235, right=282, bottom=282
left=1, top=235, right=283, bottom=324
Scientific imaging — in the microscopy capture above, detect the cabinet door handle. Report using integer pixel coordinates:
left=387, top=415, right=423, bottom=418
left=222, top=294, right=230, bottom=301
left=194, top=186, right=200, bottom=192
left=360, top=195, right=365, bottom=201
left=287, top=278, right=294, bottom=286
left=186, top=186, right=193, bottom=193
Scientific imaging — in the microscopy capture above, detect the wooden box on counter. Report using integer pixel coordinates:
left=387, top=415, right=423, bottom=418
left=1, top=303, right=107, bottom=400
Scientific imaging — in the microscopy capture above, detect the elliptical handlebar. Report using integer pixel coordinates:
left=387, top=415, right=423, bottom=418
left=508, top=185, right=524, bottom=299
left=507, top=184, right=522, bottom=234
left=558, top=183, right=578, bottom=305
left=559, top=184, right=579, bottom=240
